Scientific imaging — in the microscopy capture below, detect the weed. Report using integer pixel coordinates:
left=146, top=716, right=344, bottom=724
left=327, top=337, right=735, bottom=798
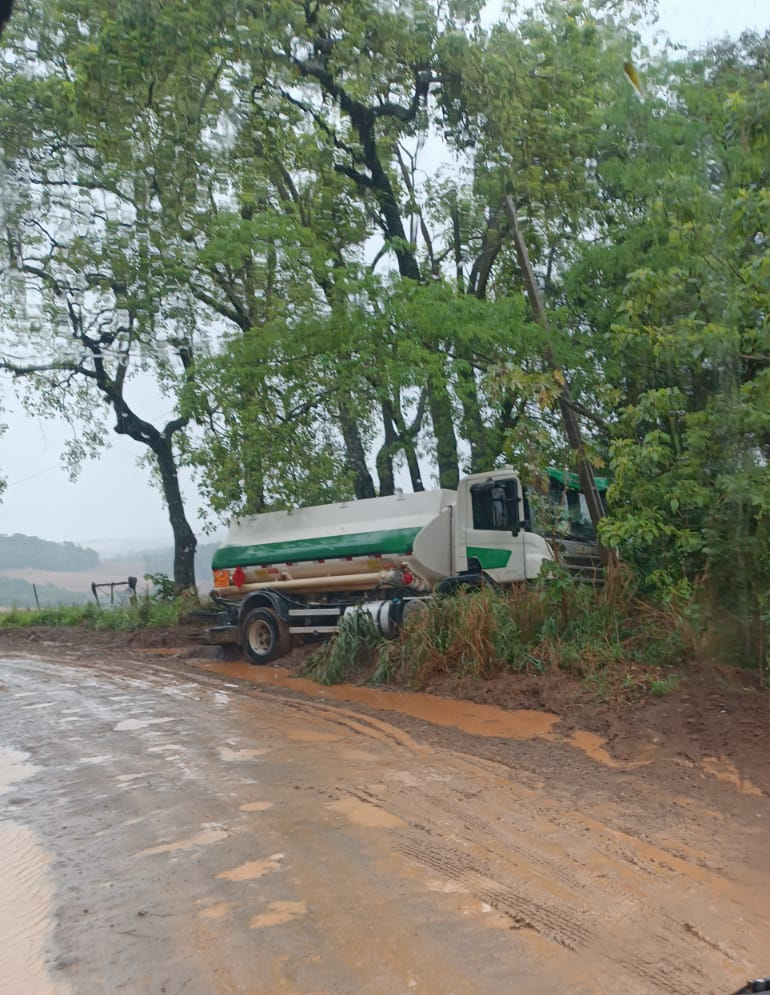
left=0, top=596, right=193, bottom=632
left=303, top=611, right=383, bottom=685
left=647, top=674, right=680, bottom=697
left=376, top=565, right=696, bottom=695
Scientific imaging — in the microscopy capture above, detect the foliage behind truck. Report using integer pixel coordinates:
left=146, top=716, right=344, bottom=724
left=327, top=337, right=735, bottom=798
left=206, top=467, right=605, bottom=664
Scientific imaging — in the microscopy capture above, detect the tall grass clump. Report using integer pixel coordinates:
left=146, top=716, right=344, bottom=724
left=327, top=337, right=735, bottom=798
left=293, top=565, right=698, bottom=695
left=303, top=611, right=382, bottom=685
left=381, top=564, right=696, bottom=693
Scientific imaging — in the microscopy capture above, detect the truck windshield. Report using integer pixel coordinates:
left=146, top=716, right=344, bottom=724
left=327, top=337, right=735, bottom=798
left=527, top=472, right=605, bottom=543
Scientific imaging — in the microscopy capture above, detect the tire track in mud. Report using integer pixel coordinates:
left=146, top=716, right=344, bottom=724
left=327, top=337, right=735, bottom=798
left=266, top=695, right=426, bottom=753
left=394, top=828, right=724, bottom=994
left=396, top=835, right=593, bottom=951
left=317, top=750, right=752, bottom=995
left=13, top=652, right=767, bottom=994
left=80, top=653, right=428, bottom=755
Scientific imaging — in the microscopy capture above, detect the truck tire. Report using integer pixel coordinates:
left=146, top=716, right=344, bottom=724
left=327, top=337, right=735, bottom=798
left=241, top=608, right=289, bottom=665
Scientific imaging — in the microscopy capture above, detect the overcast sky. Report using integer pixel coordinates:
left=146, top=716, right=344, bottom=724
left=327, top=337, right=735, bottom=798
left=1, top=0, right=767, bottom=552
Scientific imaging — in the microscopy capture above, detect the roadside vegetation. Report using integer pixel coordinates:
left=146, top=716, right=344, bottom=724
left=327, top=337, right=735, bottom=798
left=305, top=568, right=706, bottom=701
left=0, top=602, right=181, bottom=631
left=0, top=1, right=769, bottom=689
left=0, top=574, right=193, bottom=631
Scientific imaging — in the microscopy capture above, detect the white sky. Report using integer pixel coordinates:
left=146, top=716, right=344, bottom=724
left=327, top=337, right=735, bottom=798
left=1, top=0, right=767, bottom=551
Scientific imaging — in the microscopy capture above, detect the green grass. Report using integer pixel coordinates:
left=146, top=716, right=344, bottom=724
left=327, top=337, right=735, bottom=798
left=0, top=597, right=189, bottom=631
left=300, top=565, right=695, bottom=698
left=303, top=612, right=383, bottom=685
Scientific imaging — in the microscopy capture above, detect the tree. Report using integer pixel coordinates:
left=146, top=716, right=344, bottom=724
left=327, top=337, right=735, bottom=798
left=559, top=30, right=770, bottom=659
left=0, top=0, right=247, bottom=588
left=176, top=0, right=653, bottom=516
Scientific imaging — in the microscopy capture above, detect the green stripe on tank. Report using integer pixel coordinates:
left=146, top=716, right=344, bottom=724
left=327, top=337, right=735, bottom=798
left=212, top=527, right=422, bottom=570
left=466, top=546, right=513, bottom=569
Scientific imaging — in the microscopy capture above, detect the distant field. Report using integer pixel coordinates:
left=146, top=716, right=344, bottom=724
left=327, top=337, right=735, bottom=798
left=0, top=560, right=149, bottom=596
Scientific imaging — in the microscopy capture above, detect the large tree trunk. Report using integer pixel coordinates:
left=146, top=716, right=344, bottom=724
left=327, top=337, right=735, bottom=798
left=427, top=377, right=459, bottom=489
left=152, top=434, right=198, bottom=593
left=385, top=396, right=425, bottom=492
left=375, top=403, right=397, bottom=496
left=338, top=404, right=377, bottom=499
left=111, top=396, right=197, bottom=592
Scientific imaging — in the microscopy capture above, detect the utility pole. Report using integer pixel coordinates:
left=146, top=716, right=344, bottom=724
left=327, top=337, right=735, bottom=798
left=502, top=195, right=607, bottom=537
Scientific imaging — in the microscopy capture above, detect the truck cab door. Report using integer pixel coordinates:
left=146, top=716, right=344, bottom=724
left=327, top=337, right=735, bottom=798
left=454, top=474, right=527, bottom=583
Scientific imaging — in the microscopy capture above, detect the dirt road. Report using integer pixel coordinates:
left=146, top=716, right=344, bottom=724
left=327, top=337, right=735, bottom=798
left=1, top=646, right=768, bottom=995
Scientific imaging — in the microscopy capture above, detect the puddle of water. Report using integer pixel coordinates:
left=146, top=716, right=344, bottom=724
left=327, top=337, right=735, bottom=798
left=205, top=661, right=560, bottom=740
left=566, top=731, right=621, bottom=768
left=219, top=746, right=269, bottom=762
left=114, top=717, right=175, bottom=732
left=249, top=901, right=306, bottom=929
left=327, top=797, right=405, bottom=829
left=216, top=854, right=283, bottom=881
left=0, top=821, right=70, bottom=995
left=201, top=661, right=669, bottom=768
left=0, top=746, right=39, bottom=795
left=240, top=801, right=273, bottom=812
left=116, top=772, right=152, bottom=785
left=136, top=826, right=228, bottom=857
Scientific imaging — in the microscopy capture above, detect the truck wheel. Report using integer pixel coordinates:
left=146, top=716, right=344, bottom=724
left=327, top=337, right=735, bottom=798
left=241, top=608, right=288, bottom=665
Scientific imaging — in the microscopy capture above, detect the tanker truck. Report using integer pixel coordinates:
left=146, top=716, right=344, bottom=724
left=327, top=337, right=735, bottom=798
left=205, top=467, right=605, bottom=664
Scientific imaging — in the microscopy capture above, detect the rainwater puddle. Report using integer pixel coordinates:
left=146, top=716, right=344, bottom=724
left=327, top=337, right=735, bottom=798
left=201, top=662, right=670, bottom=769
left=0, top=746, right=39, bottom=794
left=205, top=660, right=560, bottom=740
left=0, top=822, right=69, bottom=995
left=0, top=750, right=68, bottom=995
left=249, top=900, right=306, bottom=929
left=136, top=826, right=228, bottom=857
left=219, top=746, right=269, bottom=762
left=240, top=801, right=273, bottom=813
left=216, top=854, right=283, bottom=881
left=113, top=717, right=176, bottom=732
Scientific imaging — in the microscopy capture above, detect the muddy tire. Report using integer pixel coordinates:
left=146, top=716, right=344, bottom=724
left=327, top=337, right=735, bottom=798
left=241, top=608, right=289, bottom=665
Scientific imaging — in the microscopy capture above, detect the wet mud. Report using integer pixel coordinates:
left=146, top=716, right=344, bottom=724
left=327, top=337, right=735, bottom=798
left=0, top=643, right=768, bottom=995
left=0, top=749, right=68, bottom=995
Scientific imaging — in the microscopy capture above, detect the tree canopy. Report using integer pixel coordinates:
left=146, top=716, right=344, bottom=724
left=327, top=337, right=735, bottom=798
left=1, top=0, right=769, bottom=659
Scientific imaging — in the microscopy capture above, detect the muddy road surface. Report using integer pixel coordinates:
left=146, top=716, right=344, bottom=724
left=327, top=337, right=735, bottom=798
left=0, top=649, right=768, bottom=995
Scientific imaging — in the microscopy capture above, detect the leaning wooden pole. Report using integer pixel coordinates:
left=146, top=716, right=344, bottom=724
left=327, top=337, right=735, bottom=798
left=502, top=195, right=608, bottom=541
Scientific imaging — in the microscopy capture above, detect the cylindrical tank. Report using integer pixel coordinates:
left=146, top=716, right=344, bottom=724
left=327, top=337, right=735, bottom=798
left=212, top=489, right=456, bottom=600
left=342, top=600, right=401, bottom=639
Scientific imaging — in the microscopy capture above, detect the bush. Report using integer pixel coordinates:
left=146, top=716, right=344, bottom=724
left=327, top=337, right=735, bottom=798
left=301, top=565, right=697, bottom=699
